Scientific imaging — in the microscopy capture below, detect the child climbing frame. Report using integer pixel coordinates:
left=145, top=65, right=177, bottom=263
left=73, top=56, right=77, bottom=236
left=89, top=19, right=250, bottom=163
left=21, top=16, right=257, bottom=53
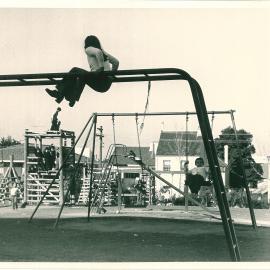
left=0, top=67, right=242, bottom=261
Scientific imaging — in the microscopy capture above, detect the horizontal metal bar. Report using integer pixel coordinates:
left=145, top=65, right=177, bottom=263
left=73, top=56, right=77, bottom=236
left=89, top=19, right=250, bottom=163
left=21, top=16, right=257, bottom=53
left=0, top=75, right=183, bottom=86
left=0, top=80, right=62, bottom=87
left=0, top=76, right=183, bottom=87
left=0, top=68, right=187, bottom=87
left=0, top=68, right=184, bottom=80
left=96, top=110, right=235, bottom=117
left=113, top=75, right=184, bottom=82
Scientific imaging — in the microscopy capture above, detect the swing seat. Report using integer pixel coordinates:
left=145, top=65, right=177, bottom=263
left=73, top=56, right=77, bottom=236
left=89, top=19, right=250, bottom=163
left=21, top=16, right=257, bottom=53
left=126, top=150, right=136, bottom=159
left=134, top=157, right=143, bottom=165
left=199, top=185, right=213, bottom=195
left=199, top=185, right=215, bottom=206
left=185, top=173, right=205, bottom=194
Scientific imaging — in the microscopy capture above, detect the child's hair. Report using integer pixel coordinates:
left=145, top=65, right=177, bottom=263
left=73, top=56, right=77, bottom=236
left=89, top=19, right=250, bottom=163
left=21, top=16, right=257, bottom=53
left=84, top=35, right=108, bottom=61
left=84, top=35, right=101, bottom=49
left=195, top=157, right=204, bottom=166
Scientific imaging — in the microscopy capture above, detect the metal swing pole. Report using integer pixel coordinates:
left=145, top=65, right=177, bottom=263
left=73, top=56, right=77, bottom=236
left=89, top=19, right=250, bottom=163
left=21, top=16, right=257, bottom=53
left=135, top=113, right=146, bottom=206
left=184, top=112, right=189, bottom=211
left=29, top=114, right=95, bottom=222
left=135, top=114, right=143, bottom=162
left=54, top=116, right=96, bottom=228
left=87, top=114, right=98, bottom=221
left=230, top=110, right=257, bottom=229
left=112, top=115, right=122, bottom=213
left=189, top=78, right=241, bottom=261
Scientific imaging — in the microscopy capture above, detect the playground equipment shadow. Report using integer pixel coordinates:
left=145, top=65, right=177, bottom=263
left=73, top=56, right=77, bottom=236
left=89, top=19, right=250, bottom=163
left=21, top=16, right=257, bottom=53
left=1, top=204, right=269, bottom=226
left=0, top=205, right=269, bottom=262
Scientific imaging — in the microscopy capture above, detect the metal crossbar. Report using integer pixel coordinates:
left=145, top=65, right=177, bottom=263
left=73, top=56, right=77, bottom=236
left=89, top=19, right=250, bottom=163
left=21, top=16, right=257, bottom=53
left=0, top=68, right=184, bottom=86
left=96, top=111, right=235, bottom=117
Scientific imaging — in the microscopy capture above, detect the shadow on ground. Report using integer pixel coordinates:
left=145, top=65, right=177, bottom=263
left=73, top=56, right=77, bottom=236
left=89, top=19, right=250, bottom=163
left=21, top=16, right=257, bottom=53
left=0, top=216, right=269, bottom=262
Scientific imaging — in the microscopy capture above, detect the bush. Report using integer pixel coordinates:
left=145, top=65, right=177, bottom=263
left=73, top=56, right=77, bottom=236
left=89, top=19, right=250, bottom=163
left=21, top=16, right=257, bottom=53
left=172, top=196, right=185, bottom=206
left=250, top=192, right=269, bottom=209
left=227, top=189, right=269, bottom=209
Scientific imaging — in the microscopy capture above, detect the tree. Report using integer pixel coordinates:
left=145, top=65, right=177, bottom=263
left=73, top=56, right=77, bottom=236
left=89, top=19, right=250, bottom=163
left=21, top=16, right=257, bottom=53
left=215, top=127, right=253, bottom=158
left=0, top=136, right=21, bottom=148
left=215, top=126, right=263, bottom=188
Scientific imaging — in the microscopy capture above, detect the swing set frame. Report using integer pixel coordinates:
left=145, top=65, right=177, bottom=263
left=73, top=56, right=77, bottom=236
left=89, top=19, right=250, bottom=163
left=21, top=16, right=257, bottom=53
left=93, top=110, right=256, bottom=222
left=0, top=67, right=256, bottom=261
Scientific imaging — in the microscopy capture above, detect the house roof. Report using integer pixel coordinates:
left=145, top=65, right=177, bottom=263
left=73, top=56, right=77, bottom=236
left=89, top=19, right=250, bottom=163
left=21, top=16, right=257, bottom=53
left=110, top=146, right=155, bottom=167
left=155, top=131, right=227, bottom=167
left=0, top=144, right=24, bottom=161
left=156, top=131, right=204, bottom=156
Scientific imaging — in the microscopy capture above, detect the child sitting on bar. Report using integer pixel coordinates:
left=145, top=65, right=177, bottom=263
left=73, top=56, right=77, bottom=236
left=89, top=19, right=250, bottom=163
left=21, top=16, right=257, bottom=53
left=45, top=35, right=119, bottom=107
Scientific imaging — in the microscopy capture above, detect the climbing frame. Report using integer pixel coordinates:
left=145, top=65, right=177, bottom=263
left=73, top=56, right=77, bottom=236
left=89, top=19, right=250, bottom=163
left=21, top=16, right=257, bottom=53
left=24, top=129, right=75, bottom=205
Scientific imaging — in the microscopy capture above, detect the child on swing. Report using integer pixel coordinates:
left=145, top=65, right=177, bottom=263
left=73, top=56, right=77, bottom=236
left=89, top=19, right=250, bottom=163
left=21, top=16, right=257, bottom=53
left=45, top=35, right=119, bottom=107
left=185, top=158, right=212, bottom=202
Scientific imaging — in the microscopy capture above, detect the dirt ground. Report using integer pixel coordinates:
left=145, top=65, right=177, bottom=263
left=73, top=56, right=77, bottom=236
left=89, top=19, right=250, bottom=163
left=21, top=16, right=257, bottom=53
left=0, top=206, right=270, bottom=262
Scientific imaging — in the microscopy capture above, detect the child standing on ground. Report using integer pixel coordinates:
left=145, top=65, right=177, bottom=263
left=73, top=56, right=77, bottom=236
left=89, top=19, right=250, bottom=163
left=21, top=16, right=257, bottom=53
left=10, top=183, right=19, bottom=210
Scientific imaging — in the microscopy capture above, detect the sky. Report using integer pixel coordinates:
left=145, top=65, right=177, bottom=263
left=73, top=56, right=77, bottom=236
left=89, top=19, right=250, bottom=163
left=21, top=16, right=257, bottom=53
left=0, top=1, right=269, bottom=157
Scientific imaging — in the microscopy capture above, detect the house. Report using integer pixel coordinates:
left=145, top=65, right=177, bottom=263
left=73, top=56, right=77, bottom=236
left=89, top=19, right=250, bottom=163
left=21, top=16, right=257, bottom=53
left=110, top=146, right=155, bottom=193
left=0, top=144, right=24, bottom=177
left=155, top=130, right=227, bottom=195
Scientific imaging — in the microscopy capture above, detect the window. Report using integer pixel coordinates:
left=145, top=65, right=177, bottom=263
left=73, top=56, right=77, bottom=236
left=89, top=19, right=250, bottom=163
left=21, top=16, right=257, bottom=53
left=163, top=160, right=171, bottom=172
left=124, top=173, right=140, bottom=179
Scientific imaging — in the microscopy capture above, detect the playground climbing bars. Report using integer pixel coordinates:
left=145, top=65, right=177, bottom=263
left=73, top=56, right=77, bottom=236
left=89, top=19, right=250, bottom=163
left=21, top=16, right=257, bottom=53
left=0, top=68, right=243, bottom=261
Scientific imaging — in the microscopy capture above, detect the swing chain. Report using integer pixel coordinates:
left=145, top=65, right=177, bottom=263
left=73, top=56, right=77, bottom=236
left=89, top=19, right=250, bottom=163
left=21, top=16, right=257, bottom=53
left=111, top=113, right=118, bottom=163
left=135, top=114, right=144, bottom=175
left=185, top=112, right=189, bottom=163
left=211, top=112, right=215, bottom=130
left=185, top=112, right=189, bottom=123
left=139, top=80, right=151, bottom=134
left=112, top=114, right=116, bottom=143
left=135, top=113, right=141, bottom=154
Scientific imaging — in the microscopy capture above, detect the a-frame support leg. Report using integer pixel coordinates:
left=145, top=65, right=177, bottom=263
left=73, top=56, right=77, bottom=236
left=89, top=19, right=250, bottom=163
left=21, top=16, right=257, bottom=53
left=230, top=110, right=257, bottom=229
left=87, top=114, right=98, bottom=221
left=54, top=116, right=96, bottom=228
left=189, top=78, right=241, bottom=261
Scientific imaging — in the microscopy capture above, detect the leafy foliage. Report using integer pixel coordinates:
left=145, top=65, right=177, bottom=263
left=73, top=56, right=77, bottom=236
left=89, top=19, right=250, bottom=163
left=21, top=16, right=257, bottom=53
left=215, top=126, right=263, bottom=187
left=0, top=136, right=21, bottom=148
